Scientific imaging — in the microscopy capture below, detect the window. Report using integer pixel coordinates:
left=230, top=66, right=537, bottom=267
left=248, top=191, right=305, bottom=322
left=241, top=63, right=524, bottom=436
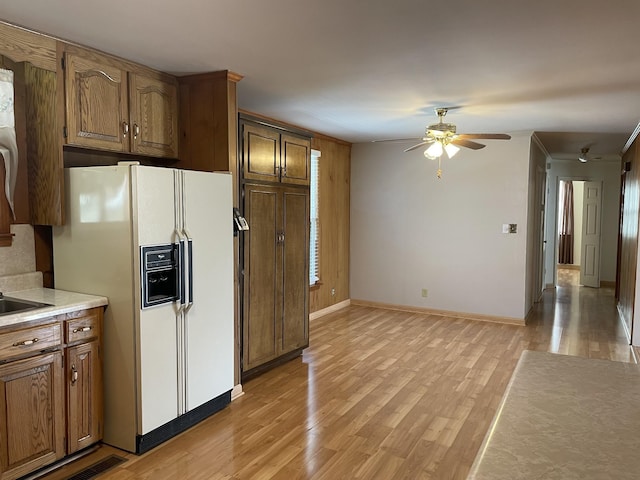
left=309, top=149, right=320, bottom=285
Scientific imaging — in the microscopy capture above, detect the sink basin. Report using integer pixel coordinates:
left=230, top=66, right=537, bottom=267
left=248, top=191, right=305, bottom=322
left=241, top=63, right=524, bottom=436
left=0, top=296, right=52, bottom=316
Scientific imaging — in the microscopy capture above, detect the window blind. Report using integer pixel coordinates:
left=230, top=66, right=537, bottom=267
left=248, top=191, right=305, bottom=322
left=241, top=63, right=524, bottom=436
left=309, top=150, right=320, bottom=285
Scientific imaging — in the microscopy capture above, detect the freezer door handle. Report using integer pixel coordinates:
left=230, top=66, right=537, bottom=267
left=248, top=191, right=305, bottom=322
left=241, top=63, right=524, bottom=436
left=178, top=236, right=187, bottom=308
left=185, top=236, right=194, bottom=311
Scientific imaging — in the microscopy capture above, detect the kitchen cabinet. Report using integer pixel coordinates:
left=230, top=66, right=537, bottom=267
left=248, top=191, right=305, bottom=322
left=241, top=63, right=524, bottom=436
left=242, top=183, right=309, bottom=375
left=63, top=45, right=179, bottom=158
left=0, top=323, right=65, bottom=480
left=240, top=118, right=311, bottom=186
left=0, top=307, right=103, bottom=480
left=64, top=309, right=103, bottom=454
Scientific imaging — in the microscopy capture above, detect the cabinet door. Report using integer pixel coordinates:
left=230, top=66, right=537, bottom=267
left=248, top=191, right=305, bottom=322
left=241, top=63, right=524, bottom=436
left=242, top=184, right=281, bottom=371
left=281, top=189, right=310, bottom=352
left=64, top=48, right=129, bottom=152
left=0, top=352, right=65, bottom=480
left=129, top=73, right=179, bottom=158
left=66, top=341, right=102, bottom=454
left=281, top=134, right=310, bottom=186
left=242, top=122, right=281, bottom=183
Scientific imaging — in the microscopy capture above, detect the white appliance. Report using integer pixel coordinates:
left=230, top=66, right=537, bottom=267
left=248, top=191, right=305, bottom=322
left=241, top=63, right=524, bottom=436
left=53, top=163, right=234, bottom=454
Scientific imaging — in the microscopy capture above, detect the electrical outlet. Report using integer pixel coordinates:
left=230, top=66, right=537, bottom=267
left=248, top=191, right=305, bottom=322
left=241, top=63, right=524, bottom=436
left=331, top=288, right=336, bottom=296
left=421, top=288, right=428, bottom=298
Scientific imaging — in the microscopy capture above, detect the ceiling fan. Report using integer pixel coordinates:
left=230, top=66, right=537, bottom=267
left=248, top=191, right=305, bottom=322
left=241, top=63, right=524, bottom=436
left=377, top=107, right=511, bottom=178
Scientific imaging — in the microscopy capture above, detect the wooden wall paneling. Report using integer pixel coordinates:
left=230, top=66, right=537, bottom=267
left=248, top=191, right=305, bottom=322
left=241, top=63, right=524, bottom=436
left=617, top=138, right=639, bottom=338
left=0, top=21, right=57, bottom=72
left=309, top=135, right=351, bottom=313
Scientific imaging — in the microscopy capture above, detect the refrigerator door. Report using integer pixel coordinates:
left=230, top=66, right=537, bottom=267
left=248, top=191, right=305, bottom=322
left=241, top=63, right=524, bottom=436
left=181, top=170, right=234, bottom=410
left=131, top=166, right=180, bottom=434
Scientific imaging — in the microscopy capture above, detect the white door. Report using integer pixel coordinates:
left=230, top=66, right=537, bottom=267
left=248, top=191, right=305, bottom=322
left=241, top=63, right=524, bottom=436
left=181, top=171, right=234, bottom=411
left=580, top=181, right=602, bottom=288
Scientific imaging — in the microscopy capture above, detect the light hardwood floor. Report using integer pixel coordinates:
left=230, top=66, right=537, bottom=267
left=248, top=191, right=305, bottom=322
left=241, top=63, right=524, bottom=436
left=39, top=283, right=635, bottom=480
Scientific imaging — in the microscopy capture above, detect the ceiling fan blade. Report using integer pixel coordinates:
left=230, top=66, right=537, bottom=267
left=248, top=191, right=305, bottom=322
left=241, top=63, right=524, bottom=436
left=456, top=133, right=511, bottom=140
left=404, top=141, right=432, bottom=152
left=372, top=137, right=423, bottom=143
left=451, top=138, right=486, bottom=150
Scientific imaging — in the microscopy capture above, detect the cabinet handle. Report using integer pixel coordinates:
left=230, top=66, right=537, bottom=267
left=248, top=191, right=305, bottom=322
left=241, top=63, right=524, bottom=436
left=13, top=338, right=39, bottom=347
left=281, top=167, right=287, bottom=177
left=71, top=364, right=78, bottom=385
left=134, top=124, right=140, bottom=139
left=122, top=122, right=130, bottom=137
left=72, top=326, right=92, bottom=333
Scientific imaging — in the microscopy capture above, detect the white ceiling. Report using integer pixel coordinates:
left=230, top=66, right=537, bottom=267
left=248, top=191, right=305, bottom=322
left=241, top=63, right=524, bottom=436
left=2, top=0, right=640, bottom=159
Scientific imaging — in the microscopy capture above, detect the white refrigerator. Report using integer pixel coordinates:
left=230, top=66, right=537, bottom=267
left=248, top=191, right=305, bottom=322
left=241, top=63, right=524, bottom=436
left=53, top=163, right=234, bottom=454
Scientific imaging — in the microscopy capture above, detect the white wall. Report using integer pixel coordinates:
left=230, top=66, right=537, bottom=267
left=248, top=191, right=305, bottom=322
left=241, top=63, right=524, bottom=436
left=544, top=160, right=621, bottom=285
left=350, top=132, right=533, bottom=320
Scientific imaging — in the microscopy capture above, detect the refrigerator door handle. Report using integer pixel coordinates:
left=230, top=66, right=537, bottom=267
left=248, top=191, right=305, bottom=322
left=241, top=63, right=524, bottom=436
left=177, top=235, right=187, bottom=310
left=184, top=232, right=194, bottom=312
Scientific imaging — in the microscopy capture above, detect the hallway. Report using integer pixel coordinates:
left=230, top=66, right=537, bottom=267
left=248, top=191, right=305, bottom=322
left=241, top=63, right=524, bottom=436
left=39, top=285, right=635, bottom=480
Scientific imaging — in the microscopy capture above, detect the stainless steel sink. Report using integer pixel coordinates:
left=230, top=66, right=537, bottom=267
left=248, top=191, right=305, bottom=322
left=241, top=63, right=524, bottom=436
left=0, top=296, right=52, bottom=316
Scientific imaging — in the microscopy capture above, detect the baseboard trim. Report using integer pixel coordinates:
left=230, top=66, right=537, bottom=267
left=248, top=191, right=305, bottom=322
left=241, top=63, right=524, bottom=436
left=231, top=384, right=244, bottom=401
left=601, top=280, right=616, bottom=288
left=309, top=299, right=351, bottom=320
left=557, top=264, right=580, bottom=270
left=350, top=299, right=525, bottom=326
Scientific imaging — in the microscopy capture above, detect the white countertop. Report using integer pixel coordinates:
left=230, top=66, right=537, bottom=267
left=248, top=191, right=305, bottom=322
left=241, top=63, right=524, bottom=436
left=468, top=350, right=640, bottom=479
left=0, top=288, right=108, bottom=328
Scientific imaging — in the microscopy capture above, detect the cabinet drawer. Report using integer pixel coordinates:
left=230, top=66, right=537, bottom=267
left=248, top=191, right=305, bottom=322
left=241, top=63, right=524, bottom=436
left=0, top=323, right=62, bottom=361
left=66, top=312, right=101, bottom=343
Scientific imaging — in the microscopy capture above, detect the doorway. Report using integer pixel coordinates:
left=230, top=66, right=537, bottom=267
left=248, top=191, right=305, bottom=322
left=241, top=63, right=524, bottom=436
left=557, top=180, right=584, bottom=286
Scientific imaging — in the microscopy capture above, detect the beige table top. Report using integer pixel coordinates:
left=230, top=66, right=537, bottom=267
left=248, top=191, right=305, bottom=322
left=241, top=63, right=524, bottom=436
left=468, top=350, right=640, bottom=480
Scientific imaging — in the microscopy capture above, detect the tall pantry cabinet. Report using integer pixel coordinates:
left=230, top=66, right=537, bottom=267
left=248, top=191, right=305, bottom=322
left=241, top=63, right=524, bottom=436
left=239, top=115, right=311, bottom=378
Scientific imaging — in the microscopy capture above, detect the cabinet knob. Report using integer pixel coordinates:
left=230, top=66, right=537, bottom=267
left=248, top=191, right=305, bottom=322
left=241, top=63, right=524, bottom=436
left=122, top=122, right=130, bottom=137
left=13, top=338, right=39, bottom=347
left=71, top=364, right=78, bottom=385
left=133, top=123, right=140, bottom=139
left=72, top=326, right=92, bottom=333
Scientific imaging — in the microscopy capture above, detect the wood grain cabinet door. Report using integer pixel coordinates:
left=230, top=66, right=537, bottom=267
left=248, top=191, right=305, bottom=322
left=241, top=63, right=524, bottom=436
left=64, top=48, right=128, bottom=152
left=0, top=351, right=65, bottom=480
left=280, top=189, right=310, bottom=352
left=129, top=73, right=179, bottom=158
left=242, top=184, right=281, bottom=371
left=242, top=122, right=281, bottom=183
left=66, top=341, right=102, bottom=454
left=281, top=134, right=310, bottom=186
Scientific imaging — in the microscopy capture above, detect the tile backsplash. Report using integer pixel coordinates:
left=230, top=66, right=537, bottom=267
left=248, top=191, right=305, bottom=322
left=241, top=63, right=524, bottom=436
left=0, top=224, right=42, bottom=292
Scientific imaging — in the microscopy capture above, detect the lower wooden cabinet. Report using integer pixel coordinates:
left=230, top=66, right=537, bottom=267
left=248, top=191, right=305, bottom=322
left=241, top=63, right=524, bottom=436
left=0, top=307, right=103, bottom=480
left=0, top=351, right=65, bottom=480
left=242, top=183, right=309, bottom=375
left=66, top=340, right=102, bottom=454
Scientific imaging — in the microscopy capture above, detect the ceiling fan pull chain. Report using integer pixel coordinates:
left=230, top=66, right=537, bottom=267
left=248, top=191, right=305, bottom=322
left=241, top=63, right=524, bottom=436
left=437, top=157, right=443, bottom=179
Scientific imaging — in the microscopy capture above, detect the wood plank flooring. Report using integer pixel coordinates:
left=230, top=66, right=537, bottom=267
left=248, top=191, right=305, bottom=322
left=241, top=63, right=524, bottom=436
left=37, top=283, right=635, bottom=480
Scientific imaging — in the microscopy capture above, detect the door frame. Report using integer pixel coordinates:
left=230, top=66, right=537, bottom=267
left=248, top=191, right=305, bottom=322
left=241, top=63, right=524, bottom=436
left=552, top=175, right=594, bottom=286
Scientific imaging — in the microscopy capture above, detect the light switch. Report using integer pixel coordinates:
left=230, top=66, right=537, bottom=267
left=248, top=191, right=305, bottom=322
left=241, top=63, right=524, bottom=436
left=502, top=223, right=517, bottom=234
left=502, top=224, right=510, bottom=234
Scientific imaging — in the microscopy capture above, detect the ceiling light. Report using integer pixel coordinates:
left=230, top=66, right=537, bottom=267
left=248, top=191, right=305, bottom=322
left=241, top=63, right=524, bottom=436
left=444, top=143, right=460, bottom=158
left=578, top=147, right=589, bottom=163
left=425, top=141, right=443, bottom=158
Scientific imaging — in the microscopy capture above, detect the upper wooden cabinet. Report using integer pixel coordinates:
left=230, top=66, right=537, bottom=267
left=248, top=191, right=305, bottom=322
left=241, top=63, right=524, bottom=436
left=241, top=118, right=311, bottom=186
left=62, top=46, right=179, bottom=158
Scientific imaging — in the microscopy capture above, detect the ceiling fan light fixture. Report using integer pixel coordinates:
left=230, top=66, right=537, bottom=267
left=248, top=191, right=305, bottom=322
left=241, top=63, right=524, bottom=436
left=426, top=141, right=443, bottom=158
left=578, top=147, right=589, bottom=163
left=444, top=143, right=460, bottom=158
